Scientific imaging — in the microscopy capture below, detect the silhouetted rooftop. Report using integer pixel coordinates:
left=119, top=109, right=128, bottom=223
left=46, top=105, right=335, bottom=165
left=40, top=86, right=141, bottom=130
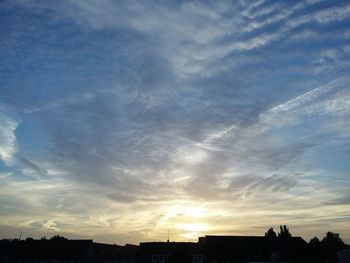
left=15, top=239, right=94, bottom=259
left=200, top=235, right=309, bottom=262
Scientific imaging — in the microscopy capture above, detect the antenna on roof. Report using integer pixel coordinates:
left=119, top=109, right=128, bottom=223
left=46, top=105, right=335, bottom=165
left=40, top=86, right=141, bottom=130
left=19, top=232, right=22, bottom=241
left=167, top=229, right=169, bottom=242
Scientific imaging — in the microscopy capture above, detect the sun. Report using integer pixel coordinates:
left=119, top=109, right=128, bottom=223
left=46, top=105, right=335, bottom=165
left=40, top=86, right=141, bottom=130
left=175, top=223, right=209, bottom=240
left=177, top=223, right=209, bottom=232
left=160, top=202, right=210, bottom=240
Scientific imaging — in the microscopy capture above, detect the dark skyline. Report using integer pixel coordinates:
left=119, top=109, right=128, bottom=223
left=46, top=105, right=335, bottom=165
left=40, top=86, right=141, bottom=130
left=0, top=0, right=350, bottom=244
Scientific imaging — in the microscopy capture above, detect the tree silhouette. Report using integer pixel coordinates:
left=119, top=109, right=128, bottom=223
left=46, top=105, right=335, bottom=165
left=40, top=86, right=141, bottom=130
left=308, top=232, right=347, bottom=263
left=278, top=225, right=292, bottom=238
left=309, top=236, right=321, bottom=247
left=321, top=232, right=346, bottom=263
left=50, top=235, right=67, bottom=241
left=265, top=227, right=277, bottom=238
left=309, top=237, right=322, bottom=261
left=322, top=232, right=345, bottom=248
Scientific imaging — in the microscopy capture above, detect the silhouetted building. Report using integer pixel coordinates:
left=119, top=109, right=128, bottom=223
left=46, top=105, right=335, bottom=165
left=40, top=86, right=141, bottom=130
left=0, top=239, right=138, bottom=263
left=136, top=242, right=203, bottom=263
left=0, top=235, right=318, bottom=263
left=115, top=244, right=138, bottom=263
left=94, top=243, right=120, bottom=263
left=14, top=239, right=95, bottom=263
left=0, top=239, right=15, bottom=263
left=199, top=235, right=310, bottom=263
left=94, top=243, right=138, bottom=263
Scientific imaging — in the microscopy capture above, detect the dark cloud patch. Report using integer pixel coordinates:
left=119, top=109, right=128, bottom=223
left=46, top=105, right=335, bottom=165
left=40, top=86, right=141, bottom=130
left=0, top=194, right=37, bottom=216
left=28, top=221, right=43, bottom=228
left=245, top=174, right=298, bottom=196
left=19, top=157, right=48, bottom=178
left=324, top=192, right=350, bottom=205
left=257, top=143, right=315, bottom=170
left=229, top=175, right=261, bottom=191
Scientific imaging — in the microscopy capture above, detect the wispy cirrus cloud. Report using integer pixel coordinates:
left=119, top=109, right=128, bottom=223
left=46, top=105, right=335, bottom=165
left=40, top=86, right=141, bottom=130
left=0, top=106, right=18, bottom=166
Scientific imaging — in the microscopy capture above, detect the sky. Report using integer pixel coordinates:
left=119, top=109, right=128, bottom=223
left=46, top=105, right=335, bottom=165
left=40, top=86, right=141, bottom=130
left=0, top=0, right=350, bottom=245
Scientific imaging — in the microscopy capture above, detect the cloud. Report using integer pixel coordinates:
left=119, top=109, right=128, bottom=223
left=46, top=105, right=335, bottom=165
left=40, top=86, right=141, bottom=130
left=160, top=76, right=350, bottom=203
left=0, top=106, right=18, bottom=165
left=287, top=3, right=350, bottom=27
left=242, top=2, right=309, bottom=32
left=19, top=157, right=48, bottom=179
left=244, top=174, right=298, bottom=196
left=107, top=192, right=137, bottom=203
left=325, top=196, right=350, bottom=205
left=257, top=76, right=350, bottom=129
